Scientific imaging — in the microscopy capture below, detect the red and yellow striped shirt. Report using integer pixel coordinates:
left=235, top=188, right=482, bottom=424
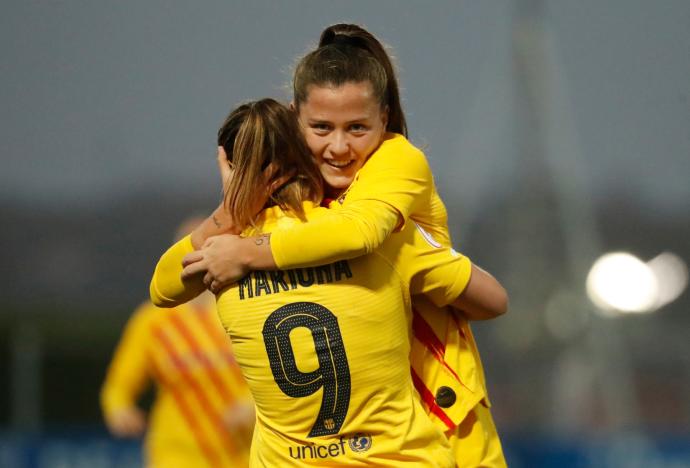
left=101, top=300, right=252, bottom=467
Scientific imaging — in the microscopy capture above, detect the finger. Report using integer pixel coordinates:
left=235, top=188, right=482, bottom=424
left=217, top=146, right=229, bottom=167
left=203, top=271, right=214, bottom=288
left=182, top=251, right=204, bottom=267
left=217, top=146, right=233, bottom=188
left=210, top=280, right=222, bottom=294
left=181, top=261, right=207, bottom=280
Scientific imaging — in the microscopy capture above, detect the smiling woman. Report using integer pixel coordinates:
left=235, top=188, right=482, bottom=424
left=298, top=81, right=388, bottom=194
left=293, top=38, right=390, bottom=195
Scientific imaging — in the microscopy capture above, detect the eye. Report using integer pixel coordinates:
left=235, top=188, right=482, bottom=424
left=349, top=123, right=367, bottom=133
left=311, top=122, right=331, bottom=133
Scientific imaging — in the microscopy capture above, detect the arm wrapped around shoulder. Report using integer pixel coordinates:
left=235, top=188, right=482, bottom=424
left=271, top=199, right=401, bottom=269
left=452, top=264, right=508, bottom=321
left=149, top=235, right=205, bottom=307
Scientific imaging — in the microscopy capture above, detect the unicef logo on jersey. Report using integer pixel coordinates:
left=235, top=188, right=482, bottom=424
left=348, top=433, right=372, bottom=453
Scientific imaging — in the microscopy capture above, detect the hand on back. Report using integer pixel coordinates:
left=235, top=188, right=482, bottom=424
left=182, top=234, right=250, bottom=293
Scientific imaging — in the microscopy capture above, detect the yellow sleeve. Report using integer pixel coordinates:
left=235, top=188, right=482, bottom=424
left=149, top=235, right=201, bottom=307
left=271, top=199, right=400, bottom=268
left=345, top=133, right=433, bottom=222
left=385, top=222, right=472, bottom=307
left=271, top=134, right=433, bottom=269
left=409, top=249, right=472, bottom=307
left=100, top=304, right=154, bottom=417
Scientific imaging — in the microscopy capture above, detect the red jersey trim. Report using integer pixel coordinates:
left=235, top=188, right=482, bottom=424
left=411, top=368, right=455, bottom=430
left=412, top=308, right=461, bottom=382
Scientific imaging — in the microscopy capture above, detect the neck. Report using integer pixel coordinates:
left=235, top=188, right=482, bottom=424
left=325, top=186, right=345, bottom=199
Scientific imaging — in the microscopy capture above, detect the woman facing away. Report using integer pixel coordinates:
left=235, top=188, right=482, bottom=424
left=151, top=98, right=499, bottom=466
left=173, top=24, right=509, bottom=467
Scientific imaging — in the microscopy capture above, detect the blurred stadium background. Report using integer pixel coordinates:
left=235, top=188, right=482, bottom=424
left=1, top=1, right=689, bottom=466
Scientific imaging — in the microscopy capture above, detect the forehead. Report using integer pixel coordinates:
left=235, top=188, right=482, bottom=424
left=301, top=82, right=381, bottom=119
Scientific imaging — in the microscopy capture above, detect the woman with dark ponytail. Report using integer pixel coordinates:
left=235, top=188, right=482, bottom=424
left=318, top=24, right=408, bottom=137
left=179, top=24, right=508, bottom=468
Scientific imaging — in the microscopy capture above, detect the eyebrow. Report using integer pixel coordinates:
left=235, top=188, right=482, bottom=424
left=307, top=117, right=371, bottom=125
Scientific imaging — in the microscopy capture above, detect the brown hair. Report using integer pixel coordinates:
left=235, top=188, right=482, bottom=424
left=217, top=99, right=323, bottom=230
left=293, top=23, right=408, bottom=137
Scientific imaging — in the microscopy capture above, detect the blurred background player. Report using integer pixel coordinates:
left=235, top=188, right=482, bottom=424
left=100, top=217, right=253, bottom=468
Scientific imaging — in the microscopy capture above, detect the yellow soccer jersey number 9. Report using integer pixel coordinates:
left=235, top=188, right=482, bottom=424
left=262, top=302, right=351, bottom=437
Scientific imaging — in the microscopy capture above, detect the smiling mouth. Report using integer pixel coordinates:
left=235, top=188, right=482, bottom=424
left=324, top=159, right=355, bottom=169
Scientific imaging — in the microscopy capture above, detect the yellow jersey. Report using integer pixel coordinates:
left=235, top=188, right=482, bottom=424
left=150, top=202, right=472, bottom=467
left=269, top=133, right=505, bottom=466
left=101, top=301, right=252, bottom=467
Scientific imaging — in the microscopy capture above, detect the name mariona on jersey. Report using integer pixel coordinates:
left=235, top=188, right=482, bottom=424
left=238, top=261, right=353, bottom=300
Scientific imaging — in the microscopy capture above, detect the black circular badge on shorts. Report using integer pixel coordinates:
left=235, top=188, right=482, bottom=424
left=435, top=386, right=457, bottom=408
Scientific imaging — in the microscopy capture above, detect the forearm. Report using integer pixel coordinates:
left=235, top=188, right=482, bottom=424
left=150, top=235, right=205, bottom=307
left=451, top=264, right=508, bottom=320
left=234, top=234, right=276, bottom=270
left=190, top=204, right=241, bottom=249
left=101, top=383, right=142, bottom=418
left=268, top=200, right=400, bottom=269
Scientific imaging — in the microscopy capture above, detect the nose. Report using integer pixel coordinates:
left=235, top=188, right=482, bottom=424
left=328, top=131, right=349, bottom=157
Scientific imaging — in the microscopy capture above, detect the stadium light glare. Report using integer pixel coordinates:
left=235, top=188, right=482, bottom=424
left=586, top=252, right=658, bottom=315
left=647, top=252, right=688, bottom=308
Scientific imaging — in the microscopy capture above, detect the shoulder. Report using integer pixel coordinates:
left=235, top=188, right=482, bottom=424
left=377, top=221, right=451, bottom=273
left=246, top=203, right=330, bottom=235
left=361, top=133, right=431, bottom=179
left=380, top=132, right=423, bottom=154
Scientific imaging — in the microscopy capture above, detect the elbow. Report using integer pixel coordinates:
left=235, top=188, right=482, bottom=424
left=461, top=264, right=509, bottom=320
left=149, top=279, right=165, bottom=307
left=493, top=286, right=509, bottom=317
left=149, top=275, right=206, bottom=308
left=451, top=292, right=508, bottom=321
left=482, top=280, right=508, bottom=319
left=476, top=294, right=507, bottom=320
left=149, top=279, right=182, bottom=308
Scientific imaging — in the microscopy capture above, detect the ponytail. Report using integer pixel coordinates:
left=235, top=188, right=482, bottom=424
left=314, top=24, right=407, bottom=137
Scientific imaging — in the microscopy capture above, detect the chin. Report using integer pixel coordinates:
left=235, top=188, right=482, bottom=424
left=324, top=176, right=353, bottom=192
left=328, top=182, right=351, bottom=191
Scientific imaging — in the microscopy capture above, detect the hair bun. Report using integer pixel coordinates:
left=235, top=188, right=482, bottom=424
left=331, top=34, right=354, bottom=46
left=320, top=29, right=367, bottom=51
